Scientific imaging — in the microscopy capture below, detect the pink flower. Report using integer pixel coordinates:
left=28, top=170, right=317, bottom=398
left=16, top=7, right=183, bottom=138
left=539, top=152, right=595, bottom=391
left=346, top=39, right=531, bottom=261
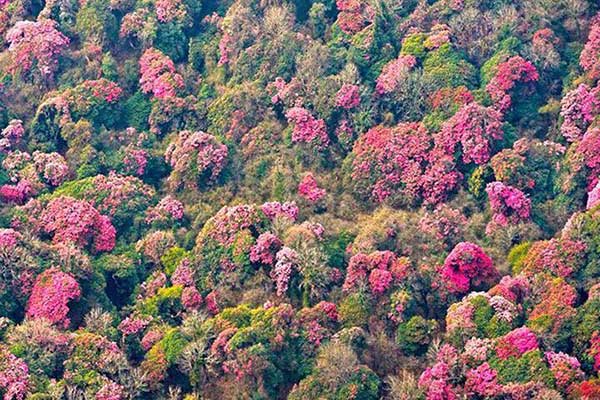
left=250, top=232, right=282, bottom=265
left=368, top=268, right=393, bottom=295
left=495, top=327, right=538, bottom=359
left=5, top=19, right=69, bottom=79
left=581, top=22, right=600, bottom=79
left=165, top=130, right=228, bottom=190
left=0, top=228, right=20, bottom=249
left=139, top=48, right=184, bottom=99
left=298, top=173, right=326, bottom=202
left=376, top=55, right=417, bottom=94
left=435, top=102, right=504, bottom=165
left=182, top=286, right=203, bottom=310
left=485, top=181, right=531, bottom=232
left=118, top=316, right=151, bottom=336
left=0, top=346, right=29, bottom=400
left=271, top=247, right=297, bottom=296
left=560, top=84, right=600, bottom=142
left=442, top=242, right=497, bottom=293
left=285, top=106, right=329, bottom=149
left=465, top=363, right=502, bottom=397
left=96, top=380, right=124, bottom=400
left=26, top=268, right=81, bottom=329
left=486, top=56, right=539, bottom=112
left=261, top=201, right=298, bottom=221
left=335, top=84, right=360, bottom=109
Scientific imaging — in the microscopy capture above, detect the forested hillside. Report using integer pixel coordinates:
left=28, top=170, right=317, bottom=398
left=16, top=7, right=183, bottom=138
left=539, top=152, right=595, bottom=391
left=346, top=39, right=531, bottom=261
left=1, top=0, right=600, bottom=398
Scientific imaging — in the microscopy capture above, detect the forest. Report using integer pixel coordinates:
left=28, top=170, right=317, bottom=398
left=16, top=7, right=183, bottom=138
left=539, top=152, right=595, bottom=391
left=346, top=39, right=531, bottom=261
left=1, top=0, right=600, bottom=398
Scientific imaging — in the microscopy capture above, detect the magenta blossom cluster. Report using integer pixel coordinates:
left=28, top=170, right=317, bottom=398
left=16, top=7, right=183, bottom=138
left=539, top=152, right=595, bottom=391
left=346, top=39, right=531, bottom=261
left=139, top=48, right=184, bottom=99
left=560, top=83, right=600, bottom=142
left=0, top=345, right=29, bottom=400
left=335, top=0, right=374, bottom=35
left=0, top=119, right=24, bottom=151
left=146, top=195, right=185, bottom=224
left=298, top=173, right=326, bottom=203
left=442, top=242, right=497, bottom=294
left=343, top=250, right=409, bottom=296
left=581, top=21, right=600, bottom=79
left=5, top=19, right=69, bottom=79
left=486, top=56, right=539, bottom=112
left=495, top=327, right=539, bottom=359
left=485, top=181, right=531, bottom=231
left=271, top=247, right=297, bottom=296
left=26, top=268, right=81, bottom=328
left=165, top=130, right=228, bottom=189
left=375, top=55, right=417, bottom=95
left=335, top=83, right=360, bottom=109
left=261, top=201, right=298, bottom=221
left=285, top=106, right=329, bottom=149
left=436, top=102, right=504, bottom=165
left=39, top=196, right=116, bottom=252
left=250, top=232, right=282, bottom=265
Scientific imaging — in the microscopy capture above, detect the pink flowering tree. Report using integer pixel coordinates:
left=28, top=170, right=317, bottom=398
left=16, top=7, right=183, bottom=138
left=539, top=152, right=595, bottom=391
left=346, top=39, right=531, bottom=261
left=435, top=102, right=504, bottom=165
left=145, top=195, right=185, bottom=224
left=375, top=55, right=417, bottom=95
left=0, top=345, right=29, bottom=400
left=271, top=247, right=297, bottom=296
left=335, top=0, right=374, bottom=35
left=494, top=327, right=539, bottom=359
left=581, top=21, right=600, bottom=80
left=442, top=242, right=498, bottom=294
left=576, top=127, right=600, bottom=191
left=0, top=119, right=24, bottom=152
left=165, top=130, right=228, bottom=191
left=26, top=268, right=81, bottom=328
left=5, top=19, right=70, bottom=80
left=335, top=84, right=360, bottom=109
left=343, top=250, right=409, bottom=296
left=486, top=56, right=539, bottom=113
left=139, top=48, right=184, bottom=99
left=285, top=107, right=329, bottom=150
left=298, top=173, right=326, bottom=203
left=350, top=123, right=431, bottom=205
left=39, top=196, right=116, bottom=253
left=485, top=181, right=531, bottom=231
left=560, top=84, right=600, bottom=142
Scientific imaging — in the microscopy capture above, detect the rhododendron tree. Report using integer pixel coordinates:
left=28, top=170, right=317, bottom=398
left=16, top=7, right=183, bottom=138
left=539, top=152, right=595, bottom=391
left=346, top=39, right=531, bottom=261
left=39, top=196, right=116, bottom=252
left=145, top=195, right=184, bottom=224
left=0, top=345, right=29, bottom=400
left=249, top=232, right=282, bottom=265
left=435, top=102, right=504, bottom=165
left=485, top=181, right=531, bottom=231
left=375, top=55, right=417, bottom=95
left=486, top=56, right=539, bottom=112
left=343, top=250, right=409, bottom=296
left=5, top=19, right=69, bottom=79
left=495, top=327, right=539, bottom=359
left=335, top=0, right=374, bottom=35
left=350, top=123, right=430, bottom=204
left=26, top=268, right=81, bottom=328
left=285, top=107, right=329, bottom=149
left=0, top=119, right=23, bottom=151
left=576, top=127, right=600, bottom=191
left=335, top=83, right=360, bottom=109
left=442, top=242, right=497, bottom=294
left=165, top=130, right=228, bottom=190
left=298, top=173, right=326, bottom=203
left=560, top=84, right=600, bottom=142
left=271, top=247, right=297, bottom=296
left=581, top=21, right=600, bottom=80
left=139, top=48, right=184, bottom=99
